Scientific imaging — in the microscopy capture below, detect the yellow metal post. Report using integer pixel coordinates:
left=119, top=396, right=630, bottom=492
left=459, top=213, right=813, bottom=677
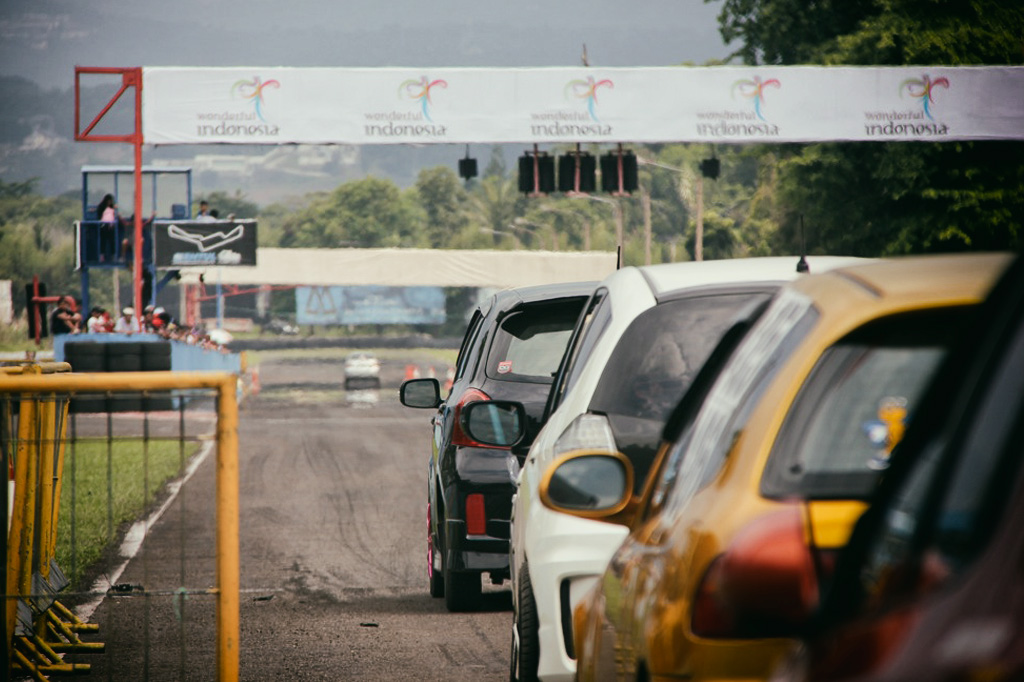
left=216, top=374, right=240, bottom=682
left=11, top=399, right=38, bottom=634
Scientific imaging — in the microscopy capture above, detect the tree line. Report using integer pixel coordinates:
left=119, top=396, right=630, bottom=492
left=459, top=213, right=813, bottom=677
left=2, top=0, right=1021, bottom=316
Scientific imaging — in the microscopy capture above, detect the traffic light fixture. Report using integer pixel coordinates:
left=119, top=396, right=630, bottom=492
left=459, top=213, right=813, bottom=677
left=600, top=150, right=638, bottom=194
left=557, top=152, right=596, bottom=193
left=458, top=146, right=477, bottom=181
left=518, top=152, right=556, bottom=194
left=700, top=157, right=720, bottom=180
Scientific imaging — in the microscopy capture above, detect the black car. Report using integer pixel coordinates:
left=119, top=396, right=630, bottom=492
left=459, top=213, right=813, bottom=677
left=400, top=281, right=594, bottom=611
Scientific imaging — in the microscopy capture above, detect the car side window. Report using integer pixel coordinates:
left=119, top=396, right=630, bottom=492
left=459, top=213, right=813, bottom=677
left=858, top=311, right=1024, bottom=609
left=484, top=302, right=581, bottom=382
left=761, top=308, right=970, bottom=501
left=655, top=290, right=818, bottom=518
left=546, top=290, right=610, bottom=417
left=454, top=310, right=484, bottom=382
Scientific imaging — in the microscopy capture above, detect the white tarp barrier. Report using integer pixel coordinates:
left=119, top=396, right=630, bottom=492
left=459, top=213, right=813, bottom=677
left=142, top=66, right=1024, bottom=145
left=176, top=247, right=619, bottom=289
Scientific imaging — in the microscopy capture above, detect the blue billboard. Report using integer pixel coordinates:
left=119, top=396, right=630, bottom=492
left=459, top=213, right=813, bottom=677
left=295, top=286, right=446, bottom=325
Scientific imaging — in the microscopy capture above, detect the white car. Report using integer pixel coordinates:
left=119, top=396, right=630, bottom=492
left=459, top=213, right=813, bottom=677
left=508, top=256, right=864, bottom=681
left=343, top=352, right=381, bottom=388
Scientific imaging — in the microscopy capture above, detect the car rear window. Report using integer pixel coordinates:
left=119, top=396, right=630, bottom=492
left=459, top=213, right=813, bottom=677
left=761, top=307, right=975, bottom=500
left=484, top=301, right=582, bottom=383
left=590, top=292, right=772, bottom=423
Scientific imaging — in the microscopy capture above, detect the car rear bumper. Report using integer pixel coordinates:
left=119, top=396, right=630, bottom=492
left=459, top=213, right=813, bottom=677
left=444, top=517, right=511, bottom=574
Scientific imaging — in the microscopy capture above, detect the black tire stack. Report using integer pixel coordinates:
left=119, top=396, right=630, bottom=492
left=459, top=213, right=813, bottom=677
left=64, top=342, right=107, bottom=414
left=65, top=341, right=174, bottom=413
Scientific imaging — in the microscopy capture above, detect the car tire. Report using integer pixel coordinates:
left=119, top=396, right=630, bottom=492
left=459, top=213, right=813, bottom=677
left=427, top=501, right=444, bottom=598
left=444, top=565, right=481, bottom=612
left=511, top=564, right=540, bottom=681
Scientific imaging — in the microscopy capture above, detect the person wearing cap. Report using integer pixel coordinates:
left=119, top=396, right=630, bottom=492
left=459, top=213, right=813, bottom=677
left=143, top=305, right=156, bottom=333
left=86, top=306, right=108, bottom=333
left=113, top=307, right=141, bottom=334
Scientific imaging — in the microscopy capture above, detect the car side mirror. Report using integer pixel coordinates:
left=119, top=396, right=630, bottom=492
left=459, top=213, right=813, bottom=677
left=691, top=505, right=819, bottom=639
left=399, top=378, right=441, bottom=408
left=460, top=400, right=526, bottom=447
left=539, top=451, right=634, bottom=521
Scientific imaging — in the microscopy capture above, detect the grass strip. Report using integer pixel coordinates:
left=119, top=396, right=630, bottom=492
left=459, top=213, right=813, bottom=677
left=55, top=437, right=200, bottom=588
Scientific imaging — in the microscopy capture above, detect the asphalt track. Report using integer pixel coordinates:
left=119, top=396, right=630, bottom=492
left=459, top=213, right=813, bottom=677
left=63, top=351, right=511, bottom=681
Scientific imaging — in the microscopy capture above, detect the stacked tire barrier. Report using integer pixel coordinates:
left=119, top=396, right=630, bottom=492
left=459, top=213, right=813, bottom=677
left=64, top=341, right=174, bottom=412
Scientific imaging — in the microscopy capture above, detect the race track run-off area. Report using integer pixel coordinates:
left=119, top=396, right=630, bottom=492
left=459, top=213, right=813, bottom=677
left=79, top=351, right=511, bottom=681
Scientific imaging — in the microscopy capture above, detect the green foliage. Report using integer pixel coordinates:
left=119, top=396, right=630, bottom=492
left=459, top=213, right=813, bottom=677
left=414, top=166, right=470, bottom=248
left=0, top=178, right=81, bottom=313
left=709, top=0, right=1024, bottom=256
left=277, top=177, right=425, bottom=248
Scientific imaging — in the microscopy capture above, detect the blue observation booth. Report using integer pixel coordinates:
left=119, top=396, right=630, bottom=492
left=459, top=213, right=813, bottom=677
left=77, top=165, right=193, bottom=313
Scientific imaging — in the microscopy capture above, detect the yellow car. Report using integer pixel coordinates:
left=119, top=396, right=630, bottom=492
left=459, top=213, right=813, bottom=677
left=536, top=253, right=1011, bottom=682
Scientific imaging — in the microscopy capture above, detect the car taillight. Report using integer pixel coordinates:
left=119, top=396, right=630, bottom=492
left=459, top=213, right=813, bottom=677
left=691, top=556, right=735, bottom=637
left=465, top=494, right=486, bottom=535
left=691, top=506, right=819, bottom=639
left=450, top=388, right=494, bottom=447
left=553, top=413, right=617, bottom=457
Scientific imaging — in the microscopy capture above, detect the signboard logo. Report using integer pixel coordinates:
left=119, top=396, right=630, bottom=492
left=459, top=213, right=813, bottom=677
left=364, top=76, right=450, bottom=139
left=732, top=76, right=781, bottom=121
left=564, top=76, right=614, bottom=122
left=863, top=73, right=951, bottom=137
left=155, top=220, right=258, bottom=268
left=530, top=75, right=615, bottom=138
left=695, top=74, right=782, bottom=138
left=399, top=76, right=448, bottom=122
left=231, top=76, right=281, bottom=122
left=167, top=223, right=245, bottom=252
left=899, top=74, right=949, bottom=121
left=196, top=75, right=281, bottom=138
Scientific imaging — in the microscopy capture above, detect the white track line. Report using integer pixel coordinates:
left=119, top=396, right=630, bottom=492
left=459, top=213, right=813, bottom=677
left=76, top=438, right=216, bottom=621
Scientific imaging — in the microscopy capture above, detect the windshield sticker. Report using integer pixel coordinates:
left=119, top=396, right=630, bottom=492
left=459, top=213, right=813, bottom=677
left=862, top=396, right=908, bottom=470
left=497, top=360, right=512, bottom=374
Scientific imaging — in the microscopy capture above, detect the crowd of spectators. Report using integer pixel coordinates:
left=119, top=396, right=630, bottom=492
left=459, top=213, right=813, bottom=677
left=50, top=297, right=229, bottom=351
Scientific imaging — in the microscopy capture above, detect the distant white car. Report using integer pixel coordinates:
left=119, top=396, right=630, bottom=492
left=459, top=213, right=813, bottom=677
left=344, top=352, right=381, bottom=388
left=508, top=256, right=865, bottom=682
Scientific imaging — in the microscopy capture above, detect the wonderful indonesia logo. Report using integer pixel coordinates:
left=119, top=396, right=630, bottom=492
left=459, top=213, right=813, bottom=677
left=530, top=76, right=615, bottom=138
left=863, top=74, right=951, bottom=137
left=196, top=76, right=281, bottom=138
left=364, top=76, right=450, bottom=139
left=696, top=75, right=782, bottom=138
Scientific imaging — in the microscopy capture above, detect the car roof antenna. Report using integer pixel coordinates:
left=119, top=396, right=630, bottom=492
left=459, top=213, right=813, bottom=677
left=796, top=215, right=810, bottom=274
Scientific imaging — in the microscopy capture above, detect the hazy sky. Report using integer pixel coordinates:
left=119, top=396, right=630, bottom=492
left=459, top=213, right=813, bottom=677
left=1, top=0, right=733, bottom=90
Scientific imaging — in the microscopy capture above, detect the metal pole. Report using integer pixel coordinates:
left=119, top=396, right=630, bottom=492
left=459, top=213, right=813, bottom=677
left=695, top=174, right=704, bottom=262
left=215, top=375, right=240, bottom=681
left=642, top=187, right=652, bottom=265
left=132, top=68, right=144, bottom=319
left=217, top=269, right=224, bottom=330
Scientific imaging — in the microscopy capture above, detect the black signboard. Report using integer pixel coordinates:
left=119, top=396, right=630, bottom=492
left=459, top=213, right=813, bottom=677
left=153, top=219, right=258, bottom=268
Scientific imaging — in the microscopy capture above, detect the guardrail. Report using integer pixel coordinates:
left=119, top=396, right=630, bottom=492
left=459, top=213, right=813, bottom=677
left=1, top=368, right=239, bottom=681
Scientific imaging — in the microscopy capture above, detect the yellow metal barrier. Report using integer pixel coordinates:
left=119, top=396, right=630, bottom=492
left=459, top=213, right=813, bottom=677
left=1, top=370, right=239, bottom=681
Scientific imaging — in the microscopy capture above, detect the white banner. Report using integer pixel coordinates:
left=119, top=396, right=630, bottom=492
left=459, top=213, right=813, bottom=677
left=142, top=66, right=1024, bottom=145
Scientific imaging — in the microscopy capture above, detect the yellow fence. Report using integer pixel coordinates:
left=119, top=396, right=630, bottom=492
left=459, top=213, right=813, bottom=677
left=1, top=367, right=239, bottom=681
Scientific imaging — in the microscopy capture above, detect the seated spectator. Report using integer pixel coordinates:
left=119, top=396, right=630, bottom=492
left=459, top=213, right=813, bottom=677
left=113, top=307, right=141, bottom=335
left=86, top=306, right=108, bottom=333
left=51, top=296, right=82, bottom=335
